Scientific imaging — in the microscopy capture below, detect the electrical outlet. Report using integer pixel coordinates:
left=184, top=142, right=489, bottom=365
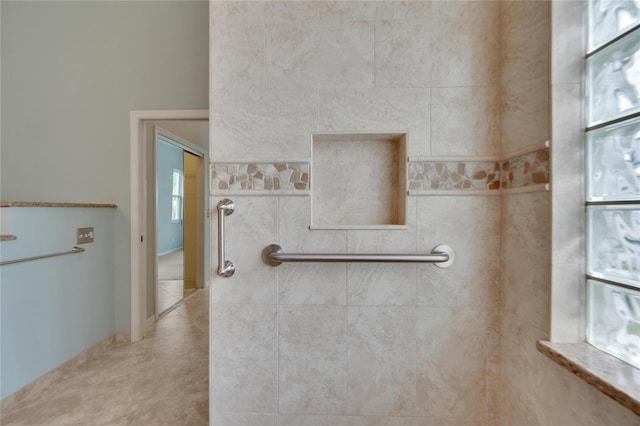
left=77, top=227, right=94, bottom=244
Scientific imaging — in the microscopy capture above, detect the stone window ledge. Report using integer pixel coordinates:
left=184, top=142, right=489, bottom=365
left=537, top=340, right=640, bottom=416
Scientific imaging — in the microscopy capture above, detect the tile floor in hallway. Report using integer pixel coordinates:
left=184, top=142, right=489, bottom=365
left=158, top=279, right=186, bottom=314
left=1, top=289, right=209, bottom=426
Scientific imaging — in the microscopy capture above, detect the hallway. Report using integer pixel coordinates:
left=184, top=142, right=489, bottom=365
left=1, top=289, right=209, bottom=425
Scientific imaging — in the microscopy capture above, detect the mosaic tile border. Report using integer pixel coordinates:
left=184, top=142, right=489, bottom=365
left=408, top=148, right=550, bottom=192
left=408, top=161, right=501, bottom=191
left=212, top=162, right=309, bottom=191
left=501, top=148, right=550, bottom=189
left=210, top=149, right=549, bottom=194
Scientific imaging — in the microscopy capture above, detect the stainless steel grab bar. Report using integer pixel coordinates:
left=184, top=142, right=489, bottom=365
left=217, top=199, right=235, bottom=277
left=0, top=246, right=86, bottom=267
left=262, top=244, right=455, bottom=268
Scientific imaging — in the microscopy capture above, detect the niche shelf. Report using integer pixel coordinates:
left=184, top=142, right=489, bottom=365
left=311, top=133, right=407, bottom=230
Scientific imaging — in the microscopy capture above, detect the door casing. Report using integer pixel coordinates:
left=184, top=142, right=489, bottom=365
left=130, top=109, right=208, bottom=342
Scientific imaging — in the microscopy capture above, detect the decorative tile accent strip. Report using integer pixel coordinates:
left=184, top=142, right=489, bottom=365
left=212, top=162, right=310, bottom=192
left=408, top=161, right=501, bottom=191
left=408, top=148, right=550, bottom=192
left=501, top=149, right=550, bottom=189
left=211, top=149, right=549, bottom=194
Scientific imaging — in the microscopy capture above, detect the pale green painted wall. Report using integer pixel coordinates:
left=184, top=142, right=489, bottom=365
left=0, top=1, right=209, bottom=332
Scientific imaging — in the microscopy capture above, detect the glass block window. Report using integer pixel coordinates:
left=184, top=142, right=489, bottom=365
left=587, top=280, right=640, bottom=367
left=589, top=0, right=640, bottom=50
left=587, top=0, right=640, bottom=369
left=587, top=119, right=640, bottom=201
left=587, top=30, right=640, bottom=126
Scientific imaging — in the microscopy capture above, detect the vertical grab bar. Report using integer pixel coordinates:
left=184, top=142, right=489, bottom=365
left=217, top=198, right=235, bottom=277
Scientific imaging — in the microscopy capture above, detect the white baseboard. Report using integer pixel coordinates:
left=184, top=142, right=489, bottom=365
left=157, top=246, right=183, bottom=257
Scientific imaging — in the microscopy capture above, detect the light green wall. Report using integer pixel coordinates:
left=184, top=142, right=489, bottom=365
left=0, top=1, right=209, bottom=332
left=1, top=207, right=115, bottom=399
left=156, top=138, right=184, bottom=256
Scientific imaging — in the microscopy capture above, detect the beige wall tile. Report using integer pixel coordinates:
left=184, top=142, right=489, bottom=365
left=279, top=306, right=347, bottom=414
left=279, top=263, right=347, bottom=305
left=416, top=196, right=500, bottom=308
left=211, top=412, right=277, bottom=426
left=346, top=416, right=416, bottom=426
left=345, top=416, right=481, bottom=426
left=500, top=1, right=550, bottom=155
left=501, top=192, right=551, bottom=332
left=431, top=1, right=499, bottom=87
left=210, top=305, right=278, bottom=413
left=313, top=138, right=401, bottom=226
left=501, top=81, right=550, bottom=154
left=500, top=0, right=550, bottom=87
left=374, top=1, right=431, bottom=22
left=206, top=2, right=640, bottom=424
left=266, top=16, right=374, bottom=89
left=431, top=87, right=500, bottom=157
left=500, top=312, right=548, bottom=410
left=278, top=196, right=347, bottom=253
left=319, top=89, right=430, bottom=157
left=347, top=307, right=416, bottom=416
left=347, top=263, right=417, bottom=306
left=375, top=18, right=431, bottom=88
left=318, top=1, right=377, bottom=21
left=210, top=1, right=265, bottom=90
left=211, top=196, right=278, bottom=305
left=346, top=197, right=417, bottom=254
left=210, top=88, right=317, bottom=159
left=416, top=307, right=489, bottom=419
left=279, top=414, right=348, bottom=426
left=265, top=1, right=318, bottom=23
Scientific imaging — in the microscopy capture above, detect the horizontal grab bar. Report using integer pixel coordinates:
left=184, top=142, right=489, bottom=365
left=262, top=244, right=455, bottom=268
left=0, top=246, right=86, bottom=267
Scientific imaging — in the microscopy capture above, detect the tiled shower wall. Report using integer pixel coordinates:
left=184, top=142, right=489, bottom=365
left=210, top=2, right=500, bottom=424
left=210, top=1, right=639, bottom=424
left=498, top=2, right=639, bottom=424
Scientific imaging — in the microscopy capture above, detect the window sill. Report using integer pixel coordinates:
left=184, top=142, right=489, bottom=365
left=537, top=340, right=640, bottom=416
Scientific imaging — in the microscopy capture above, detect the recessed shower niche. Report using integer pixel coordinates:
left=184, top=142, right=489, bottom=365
left=311, top=133, right=407, bottom=229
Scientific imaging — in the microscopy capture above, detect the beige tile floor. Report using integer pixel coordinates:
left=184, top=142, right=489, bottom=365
left=158, top=279, right=186, bottom=314
left=1, top=289, right=209, bottom=426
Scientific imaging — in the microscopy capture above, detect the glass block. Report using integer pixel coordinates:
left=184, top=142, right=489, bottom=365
left=588, top=205, right=640, bottom=287
left=589, top=0, right=640, bottom=51
left=587, top=118, right=640, bottom=201
left=587, top=279, right=640, bottom=368
left=587, top=30, right=640, bottom=125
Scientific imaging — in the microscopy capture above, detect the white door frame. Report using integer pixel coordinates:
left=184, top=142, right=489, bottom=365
left=130, top=109, right=208, bottom=342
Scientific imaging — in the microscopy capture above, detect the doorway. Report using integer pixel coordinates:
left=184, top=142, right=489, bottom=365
left=129, top=109, right=209, bottom=342
left=155, top=131, right=204, bottom=315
